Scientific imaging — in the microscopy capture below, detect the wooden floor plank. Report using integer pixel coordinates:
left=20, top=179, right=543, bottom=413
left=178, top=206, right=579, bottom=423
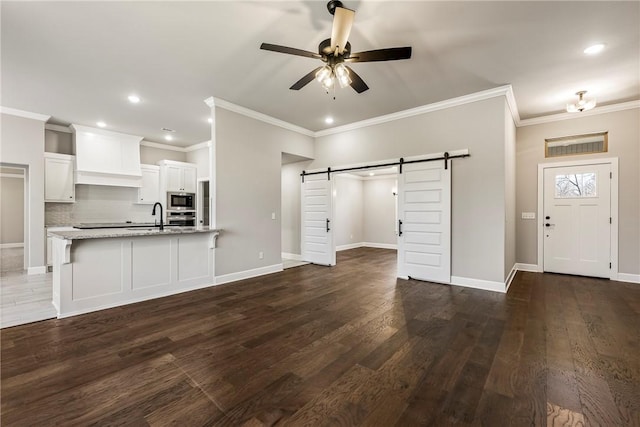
left=1, top=248, right=638, bottom=426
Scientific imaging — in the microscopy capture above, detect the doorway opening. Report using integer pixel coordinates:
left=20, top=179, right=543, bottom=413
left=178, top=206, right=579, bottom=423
left=0, top=165, right=26, bottom=274
left=537, top=157, right=618, bottom=279
left=281, top=152, right=312, bottom=269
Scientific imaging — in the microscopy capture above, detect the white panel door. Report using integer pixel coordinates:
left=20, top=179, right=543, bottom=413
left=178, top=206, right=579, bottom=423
left=397, top=161, right=451, bottom=283
left=301, top=175, right=335, bottom=266
left=543, top=164, right=611, bottom=277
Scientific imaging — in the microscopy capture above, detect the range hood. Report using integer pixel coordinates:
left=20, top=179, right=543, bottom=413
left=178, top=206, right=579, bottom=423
left=71, top=124, right=143, bottom=187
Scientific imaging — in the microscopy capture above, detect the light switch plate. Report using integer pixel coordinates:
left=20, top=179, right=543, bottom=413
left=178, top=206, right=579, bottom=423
left=271, top=212, right=276, bottom=220
left=521, top=212, right=536, bottom=220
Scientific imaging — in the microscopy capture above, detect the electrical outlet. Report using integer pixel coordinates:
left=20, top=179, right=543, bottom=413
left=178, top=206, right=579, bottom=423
left=259, top=251, right=264, bottom=259
left=521, top=212, right=536, bottom=220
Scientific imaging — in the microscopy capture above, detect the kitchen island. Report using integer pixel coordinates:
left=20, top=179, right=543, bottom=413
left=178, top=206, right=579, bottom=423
left=49, top=227, right=220, bottom=318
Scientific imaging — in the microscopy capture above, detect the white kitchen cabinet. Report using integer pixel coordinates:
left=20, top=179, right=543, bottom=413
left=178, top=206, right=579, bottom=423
left=137, top=165, right=160, bottom=204
left=158, top=160, right=197, bottom=193
left=45, top=153, right=75, bottom=202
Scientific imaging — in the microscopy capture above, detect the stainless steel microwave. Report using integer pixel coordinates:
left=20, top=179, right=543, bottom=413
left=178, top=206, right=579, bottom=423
left=167, top=192, right=195, bottom=211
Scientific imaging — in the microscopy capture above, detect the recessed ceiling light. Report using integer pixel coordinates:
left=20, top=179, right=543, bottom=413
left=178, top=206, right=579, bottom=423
left=164, top=135, right=173, bottom=141
left=128, top=94, right=141, bottom=104
left=325, top=117, right=334, bottom=124
left=369, top=172, right=375, bottom=176
left=207, top=117, right=213, bottom=124
left=96, top=121, right=106, bottom=128
left=584, top=43, right=605, bottom=55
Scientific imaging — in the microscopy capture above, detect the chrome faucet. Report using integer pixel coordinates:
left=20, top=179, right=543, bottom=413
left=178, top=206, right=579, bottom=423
left=152, top=202, right=164, bottom=231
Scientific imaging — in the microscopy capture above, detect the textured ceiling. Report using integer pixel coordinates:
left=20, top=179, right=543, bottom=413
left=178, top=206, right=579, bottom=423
left=2, top=1, right=638, bottom=146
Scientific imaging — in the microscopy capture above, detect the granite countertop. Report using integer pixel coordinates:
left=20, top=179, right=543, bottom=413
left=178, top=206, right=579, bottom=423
left=49, top=226, right=221, bottom=240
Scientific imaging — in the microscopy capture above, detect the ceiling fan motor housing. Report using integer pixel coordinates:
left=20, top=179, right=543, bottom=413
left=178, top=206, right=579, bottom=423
left=327, top=1, right=344, bottom=15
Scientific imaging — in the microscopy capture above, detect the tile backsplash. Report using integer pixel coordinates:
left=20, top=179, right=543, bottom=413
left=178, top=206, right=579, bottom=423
left=46, top=185, right=159, bottom=226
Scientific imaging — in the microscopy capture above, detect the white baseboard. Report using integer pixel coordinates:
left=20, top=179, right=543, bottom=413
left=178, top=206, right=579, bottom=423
left=27, top=266, right=47, bottom=275
left=215, top=263, right=283, bottom=286
left=515, top=263, right=539, bottom=272
left=281, top=252, right=302, bottom=261
left=617, top=273, right=640, bottom=284
left=363, top=242, right=397, bottom=250
left=0, top=243, right=24, bottom=249
left=505, top=264, right=517, bottom=292
left=450, top=276, right=506, bottom=293
left=336, top=242, right=364, bottom=251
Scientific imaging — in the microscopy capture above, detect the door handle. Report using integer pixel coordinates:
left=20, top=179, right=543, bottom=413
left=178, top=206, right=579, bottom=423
left=398, top=220, right=403, bottom=236
left=326, top=218, right=330, bottom=232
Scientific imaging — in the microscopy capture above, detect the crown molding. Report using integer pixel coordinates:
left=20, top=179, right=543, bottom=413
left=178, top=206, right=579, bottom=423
left=140, top=140, right=188, bottom=152
left=212, top=97, right=315, bottom=137
left=315, top=85, right=516, bottom=137
left=518, top=100, right=640, bottom=127
left=185, top=140, right=211, bottom=152
left=1, top=106, right=50, bottom=122
left=45, top=124, right=72, bottom=133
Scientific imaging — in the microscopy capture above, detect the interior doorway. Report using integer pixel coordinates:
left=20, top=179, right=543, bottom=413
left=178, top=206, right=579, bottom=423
left=0, top=166, right=26, bottom=274
left=281, top=152, right=312, bottom=269
left=540, top=159, right=616, bottom=278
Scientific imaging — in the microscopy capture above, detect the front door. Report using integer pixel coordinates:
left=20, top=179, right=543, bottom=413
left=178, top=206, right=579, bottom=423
left=301, top=175, right=335, bottom=266
left=543, top=163, right=611, bottom=278
left=397, top=161, right=451, bottom=283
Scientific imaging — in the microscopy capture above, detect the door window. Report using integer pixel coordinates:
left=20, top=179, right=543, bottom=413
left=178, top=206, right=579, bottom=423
left=554, top=172, right=596, bottom=198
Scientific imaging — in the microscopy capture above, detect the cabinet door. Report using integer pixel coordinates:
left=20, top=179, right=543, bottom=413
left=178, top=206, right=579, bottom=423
left=166, top=166, right=183, bottom=192
left=45, top=157, right=74, bottom=202
left=182, top=167, right=197, bottom=193
left=138, top=168, right=160, bottom=204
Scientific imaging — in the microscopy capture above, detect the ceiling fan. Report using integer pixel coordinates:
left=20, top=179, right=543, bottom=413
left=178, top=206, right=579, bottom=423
left=260, top=0, right=412, bottom=94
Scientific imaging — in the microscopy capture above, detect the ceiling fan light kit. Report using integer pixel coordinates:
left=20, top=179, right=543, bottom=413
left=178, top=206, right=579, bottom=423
left=260, top=1, right=412, bottom=95
left=566, top=90, right=596, bottom=113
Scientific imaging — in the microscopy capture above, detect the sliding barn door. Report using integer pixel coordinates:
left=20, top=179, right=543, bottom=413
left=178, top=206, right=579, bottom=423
left=397, top=161, right=451, bottom=283
left=301, top=175, right=335, bottom=266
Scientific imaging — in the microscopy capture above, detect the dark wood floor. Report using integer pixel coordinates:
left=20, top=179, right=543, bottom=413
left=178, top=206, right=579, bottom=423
left=1, top=248, right=639, bottom=426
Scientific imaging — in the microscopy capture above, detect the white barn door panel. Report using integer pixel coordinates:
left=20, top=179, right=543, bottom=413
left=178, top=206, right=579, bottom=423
left=301, top=175, right=335, bottom=266
left=397, top=161, right=451, bottom=283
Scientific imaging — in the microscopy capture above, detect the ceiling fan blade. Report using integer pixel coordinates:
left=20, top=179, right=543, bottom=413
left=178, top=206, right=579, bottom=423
left=330, top=7, right=355, bottom=55
left=290, top=67, right=323, bottom=90
left=346, top=66, right=369, bottom=93
left=260, top=43, right=322, bottom=59
left=346, top=47, right=412, bottom=63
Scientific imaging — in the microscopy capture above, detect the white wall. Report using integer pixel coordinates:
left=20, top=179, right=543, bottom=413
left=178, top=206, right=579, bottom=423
left=186, top=146, right=210, bottom=179
left=214, top=107, right=314, bottom=276
left=504, top=104, right=517, bottom=277
left=281, top=160, right=310, bottom=256
left=0, top=113, right=46, bottom=271
left=334, top=175, right=363, bottom=247
left=140, top=145, right=187, bottom=164
left=311, top=97, right=509, bottom=283
left=363, top=177, right=397, bottom=246
left=516, top=108, right=640, bottom=275
left=0, top=175, right=24, bottom=244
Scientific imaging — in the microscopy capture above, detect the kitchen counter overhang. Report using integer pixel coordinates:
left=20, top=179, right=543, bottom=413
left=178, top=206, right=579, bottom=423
left=50, top=227, right=221, bottom=318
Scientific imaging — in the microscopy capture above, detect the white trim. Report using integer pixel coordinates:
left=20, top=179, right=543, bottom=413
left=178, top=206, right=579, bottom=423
left=515, top=263, right=538, bottom=272
left=1, top=107, right=50, bottom=122
left=56, top=280, right=218, bottom=319
left=27, top=266, right=47, bottom=275
left=45, top=124, right=72, bottom=133
left=185, top=140, right=211, bottom=152
left=537, top=157, right=619, bottom=279
left=44, top=152, right=74, bottom=161
left=617, top=273, right=640, bottom=284
left=316, top=86, right=515, bottom=137
left=215, top=263, right=283, bottom=286
left=336, top=242, right=364, bottom=251
left=504, top=86, right=522, bottom=126
left=140, top=140, right=187, bottom=152
left=213, top=97, right=315, bottom=137
left=0, top=243, right=24, bottom=249
left=363, top=242, right=397, bottom=250
left=519, top=100, right=640, bottom=127
left=450, top=276, right=505, bottom=293
left=0, top=173, right=24, bottom=179
left=505, top=264, right=517, bottom=292
left=281, top=252, right=303, bottom=261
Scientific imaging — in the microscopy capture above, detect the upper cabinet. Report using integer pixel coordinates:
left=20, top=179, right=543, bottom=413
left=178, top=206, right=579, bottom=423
left=71, top=124, right=143, bottom=187
left=158, top=160, right=197, bottom=193
left=137, top=165, right=160, bottom=204
left=45, top=153, right=75, bottom=202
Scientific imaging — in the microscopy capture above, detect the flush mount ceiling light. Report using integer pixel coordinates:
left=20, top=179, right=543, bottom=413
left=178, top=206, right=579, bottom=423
left=96, top=121, right=106, bottom=128
left=584, top=43, right=606, bottom=55
left=566, top=90, right=596, bottom=113
left=127, top=94, right=140, bottom=104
